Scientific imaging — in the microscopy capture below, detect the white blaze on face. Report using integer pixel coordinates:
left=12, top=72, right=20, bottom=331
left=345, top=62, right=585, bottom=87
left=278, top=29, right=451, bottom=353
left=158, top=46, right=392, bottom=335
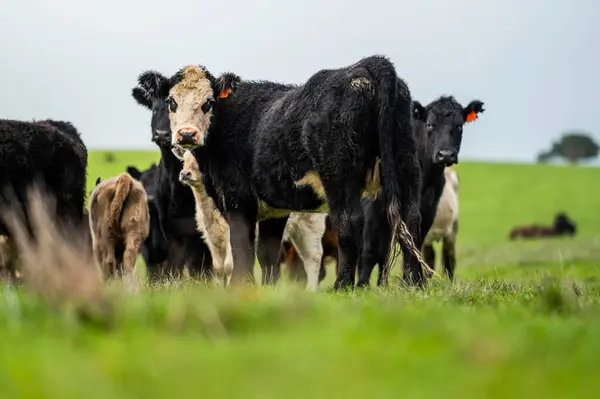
left=169, top=65, right=215, bottom=147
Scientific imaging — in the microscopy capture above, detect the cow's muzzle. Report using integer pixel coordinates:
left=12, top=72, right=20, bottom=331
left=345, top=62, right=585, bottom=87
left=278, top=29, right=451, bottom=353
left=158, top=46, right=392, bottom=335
left=153, top=129, right=171, bottom=147
left=179, top=170, right=193, bottom=184
left=176, top=127, right=201, bottom=147
left=435, top=150, right=458, bottom=166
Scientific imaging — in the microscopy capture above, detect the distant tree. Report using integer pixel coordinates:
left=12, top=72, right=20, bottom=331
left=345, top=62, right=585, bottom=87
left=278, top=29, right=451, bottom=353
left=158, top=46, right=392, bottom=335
left=104, top=152, right=116, bottom=164
left=537, top=131, right=599, bottom=164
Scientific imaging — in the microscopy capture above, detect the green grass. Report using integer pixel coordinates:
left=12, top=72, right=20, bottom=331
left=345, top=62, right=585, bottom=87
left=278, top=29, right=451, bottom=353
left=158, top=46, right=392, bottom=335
left=2, top=152, right=600, bottom=398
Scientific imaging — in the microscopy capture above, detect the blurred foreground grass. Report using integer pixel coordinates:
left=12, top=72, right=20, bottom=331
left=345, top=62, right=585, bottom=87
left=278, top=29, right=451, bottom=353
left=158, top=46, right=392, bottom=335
left=0, top=152, right=599, bottom=398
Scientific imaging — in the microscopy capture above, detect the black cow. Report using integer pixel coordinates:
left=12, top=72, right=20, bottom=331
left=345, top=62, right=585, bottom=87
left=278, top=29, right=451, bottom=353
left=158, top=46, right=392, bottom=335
left=130, top=83, right=214, bottom=281
left=0, top=119, right=88, bottom=280
left=0, top=119, right=87, bottom=235
left=139, top=55, right=425, bottom=289
left=509, top=212, right=577, bottom=240
left=357, top=96, right=484, bottom=286
left=126, top=163, right=171, bottom=277
left=132, top=75, right=290, bottom=285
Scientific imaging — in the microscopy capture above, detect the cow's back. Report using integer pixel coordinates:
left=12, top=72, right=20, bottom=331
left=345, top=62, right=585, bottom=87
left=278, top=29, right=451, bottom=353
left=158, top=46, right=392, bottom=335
left=120, top=178, right=150, bottom=240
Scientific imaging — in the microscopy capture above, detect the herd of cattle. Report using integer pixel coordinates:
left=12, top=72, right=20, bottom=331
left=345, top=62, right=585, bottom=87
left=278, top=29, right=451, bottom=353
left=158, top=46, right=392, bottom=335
left=0, top=55, right=486, bottom=290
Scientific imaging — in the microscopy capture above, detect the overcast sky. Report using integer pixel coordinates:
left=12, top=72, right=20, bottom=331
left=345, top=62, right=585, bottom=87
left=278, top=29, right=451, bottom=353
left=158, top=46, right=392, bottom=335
left=1, top=0, right=598, bottom=163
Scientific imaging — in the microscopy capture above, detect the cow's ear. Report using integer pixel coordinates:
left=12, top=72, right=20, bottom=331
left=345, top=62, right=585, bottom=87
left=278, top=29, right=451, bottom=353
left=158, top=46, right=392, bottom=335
left=214, top=73, right=241, bottom=100
left=137, top=70, right=171, bottom=99
left=127, top=166, right=142, bottom=180
left=95, top=176, right=102, bottom=186
left=132, top=87, right=152, bottom=109
left=463, top=100, right=485, bottom=123
left=412, top=101, right=426, bottom=122
left=171, top=144, right=185, bottom=161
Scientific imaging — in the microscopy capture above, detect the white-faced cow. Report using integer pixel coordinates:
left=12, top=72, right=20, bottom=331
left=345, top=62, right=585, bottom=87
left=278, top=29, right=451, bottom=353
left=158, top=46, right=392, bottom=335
left=142, top=55, right=426, bottom=289
left=132, top=76, right=293, bottom=285
left=357, top=96, right=484, bottom=286
left=131, top=76, right=214, bottom=281
left=174, top=145, right=234, bottom=286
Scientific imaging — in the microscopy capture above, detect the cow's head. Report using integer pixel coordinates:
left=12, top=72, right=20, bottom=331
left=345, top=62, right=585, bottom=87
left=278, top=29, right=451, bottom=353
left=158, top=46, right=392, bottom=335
left=166, top=65, right=241, bottom=148
left=413, top=96, right=485, bottom=167
left=554, top=212, right=577, bottom=236
left=131, top=71, right=173, bottom=148
left=126, top=163, right=158, bottom=201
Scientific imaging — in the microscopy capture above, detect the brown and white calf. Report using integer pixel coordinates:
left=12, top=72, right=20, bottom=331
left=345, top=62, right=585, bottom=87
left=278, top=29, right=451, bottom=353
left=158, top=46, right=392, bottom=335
left=174, top=146, right=234, bottom=286
left=278, top=215, right=338, bottom=286
left=278, top=213, right=328, bottom=291
left=422, top=167, right=460, bottom=279
left=89, top=173, right=150, bottom=279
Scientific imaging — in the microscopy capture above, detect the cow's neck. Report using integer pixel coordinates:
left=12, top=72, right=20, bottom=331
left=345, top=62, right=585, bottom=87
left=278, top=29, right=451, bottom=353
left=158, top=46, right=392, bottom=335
left=416, top=138, right=445, bottom=189
left=159, top=145, right=182, bottom=175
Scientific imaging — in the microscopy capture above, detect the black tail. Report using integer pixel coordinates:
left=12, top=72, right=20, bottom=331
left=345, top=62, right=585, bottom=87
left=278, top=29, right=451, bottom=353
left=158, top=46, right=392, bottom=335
left=362, top=56, right=434, bottom=277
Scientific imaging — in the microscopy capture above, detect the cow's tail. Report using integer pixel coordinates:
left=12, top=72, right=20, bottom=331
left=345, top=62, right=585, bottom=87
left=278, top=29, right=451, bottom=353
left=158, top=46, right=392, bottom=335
left=108, top=173, right=132, bottom=236
left=365, top=56, right=435, bottom=277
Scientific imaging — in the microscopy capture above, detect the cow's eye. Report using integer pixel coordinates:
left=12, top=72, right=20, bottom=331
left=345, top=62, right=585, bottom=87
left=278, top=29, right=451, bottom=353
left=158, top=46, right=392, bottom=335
left=426, top=122, right=434, bottom=130
left=201, top=99, right=215, bottom=114
left=166, top=97, right=178, bottom=113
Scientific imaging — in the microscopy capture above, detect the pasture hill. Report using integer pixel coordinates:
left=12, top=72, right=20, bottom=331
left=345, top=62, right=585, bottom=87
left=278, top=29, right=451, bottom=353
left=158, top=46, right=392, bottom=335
left=1, top=151, right=599, bottom=399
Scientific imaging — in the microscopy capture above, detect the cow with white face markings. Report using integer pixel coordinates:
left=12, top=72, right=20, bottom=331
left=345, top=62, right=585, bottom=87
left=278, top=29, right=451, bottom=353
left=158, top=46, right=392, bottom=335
left=141, top=55, right=426, bottom=290
left=131, top=74, right=213, bottom=281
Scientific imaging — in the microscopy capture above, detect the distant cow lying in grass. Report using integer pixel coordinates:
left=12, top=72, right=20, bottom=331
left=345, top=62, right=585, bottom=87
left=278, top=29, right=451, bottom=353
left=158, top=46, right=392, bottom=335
left=509, top=212, right=577, bottom=240
left=89, top=173, right=150, bottom=279
left=173, top=145, right=233, bottom=286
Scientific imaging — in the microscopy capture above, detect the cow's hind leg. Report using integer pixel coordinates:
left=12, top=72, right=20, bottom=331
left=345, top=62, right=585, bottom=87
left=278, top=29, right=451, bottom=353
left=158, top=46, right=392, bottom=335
left=287, top=214, right=325, bottom=292
left=357, top=239, right=378, bottom=288
left=105, top=250, right=117, bottom=280
left=123, top=236, right=142, bottom=277
left=330, top=193, right=363, bottom=291
left=442, top=220, right=458, bottom=281
left=441, top=237, right=456, bottom=281
left=399, top=177, right=425, bottom=286
left=422, top=243, right=435, bottom=275
left=376, top=235, right=392, bottom=286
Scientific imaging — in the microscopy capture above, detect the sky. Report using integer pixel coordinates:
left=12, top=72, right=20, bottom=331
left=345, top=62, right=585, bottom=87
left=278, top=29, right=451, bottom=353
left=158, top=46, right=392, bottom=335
left=1, top=0, right=598, bottom=163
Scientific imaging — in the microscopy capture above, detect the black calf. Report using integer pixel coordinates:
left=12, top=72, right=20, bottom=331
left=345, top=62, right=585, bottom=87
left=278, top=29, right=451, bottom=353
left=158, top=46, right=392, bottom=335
left=358, top=96, right=484, bottom=286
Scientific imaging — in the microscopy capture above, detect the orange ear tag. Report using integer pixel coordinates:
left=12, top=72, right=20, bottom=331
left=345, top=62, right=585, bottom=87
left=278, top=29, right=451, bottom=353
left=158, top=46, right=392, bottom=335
left=218, top=88, right=231, bottom=99
left=465, top=111, right=477, bottom=123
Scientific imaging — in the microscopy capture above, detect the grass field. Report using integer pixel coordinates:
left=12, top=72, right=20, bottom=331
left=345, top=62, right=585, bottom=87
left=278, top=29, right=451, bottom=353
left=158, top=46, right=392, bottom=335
left=1, top=150, right=600, bottom=398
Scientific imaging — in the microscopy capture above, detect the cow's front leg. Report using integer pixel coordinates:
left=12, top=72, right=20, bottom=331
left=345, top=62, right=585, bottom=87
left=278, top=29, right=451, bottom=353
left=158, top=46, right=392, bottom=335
left=227, top=209, right=257, bottom=286
left=256, top=217, right=288, bottom=285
